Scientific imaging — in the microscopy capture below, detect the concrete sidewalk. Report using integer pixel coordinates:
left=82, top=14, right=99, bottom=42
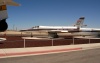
left=0, top=43, right=100, bottom=58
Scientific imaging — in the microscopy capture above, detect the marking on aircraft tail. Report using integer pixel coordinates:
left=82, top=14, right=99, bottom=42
left=0, top=5, right=7, bottom=11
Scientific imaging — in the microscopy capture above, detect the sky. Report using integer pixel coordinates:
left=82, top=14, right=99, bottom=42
left=6, top=0, right=100, bottom=30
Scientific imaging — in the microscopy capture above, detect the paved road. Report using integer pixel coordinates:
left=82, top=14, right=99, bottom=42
left=0, top=48, right=100, bottom=63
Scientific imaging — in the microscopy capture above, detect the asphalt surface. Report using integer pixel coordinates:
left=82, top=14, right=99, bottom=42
left=0, top=48, right=100, bottom=63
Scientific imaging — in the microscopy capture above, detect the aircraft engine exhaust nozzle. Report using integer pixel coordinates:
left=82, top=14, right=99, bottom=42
left=0, top=19, right=8, bottom=32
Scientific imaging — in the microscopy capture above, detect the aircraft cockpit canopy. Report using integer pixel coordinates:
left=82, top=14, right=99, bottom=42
left=32, top=26, right=39, bottom=29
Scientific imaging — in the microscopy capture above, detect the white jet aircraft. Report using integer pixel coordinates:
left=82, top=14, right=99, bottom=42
left=21, top=17, right=100, bottom=39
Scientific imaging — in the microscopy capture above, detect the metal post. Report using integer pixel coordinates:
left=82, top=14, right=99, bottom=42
left=52, top=39, right=53, bottom=46
left=89, top=38, right=90, bottom=44
left=24, top=39, right=25, bottom=48
left=73, top=37, right=74, bottom=45
left=13, top=24, right=15, bottom=31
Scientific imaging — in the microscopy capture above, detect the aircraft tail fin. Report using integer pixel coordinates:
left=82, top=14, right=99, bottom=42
left=74, top=17, right=87, bottom=28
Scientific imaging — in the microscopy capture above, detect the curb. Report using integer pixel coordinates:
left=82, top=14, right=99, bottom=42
left=0, top=47, right=82, bottom=58
left=0, top=43, right=100, bottom=58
